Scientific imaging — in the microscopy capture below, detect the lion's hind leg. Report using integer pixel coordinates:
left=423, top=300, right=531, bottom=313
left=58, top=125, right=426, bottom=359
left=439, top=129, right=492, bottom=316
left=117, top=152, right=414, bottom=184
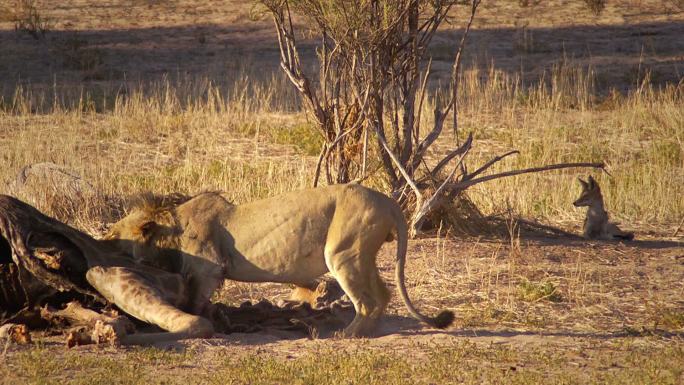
left=324, top=231, right=390, bottom=337
left=327, top=255, right=390, bottom=338
left=367, top=268, right=391, bottom=321
left=86, top=266, right=213, bottom=345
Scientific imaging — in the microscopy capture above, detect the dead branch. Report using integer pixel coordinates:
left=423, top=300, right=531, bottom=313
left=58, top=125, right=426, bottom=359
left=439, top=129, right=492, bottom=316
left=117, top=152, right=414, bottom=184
left=270, top=6, right=326, bottom=126
left=451, top=0, right=481, bottom=141
left=415, top=57, right=432, bottom=147
left=411, top=147, right=471, bottom=235
left=373, top=125, right=424, bottom=211
left=313, top=127, right=354, bottom=187
left=412, top=0, right=481, bottom=170
left=429, top=133, right=474, bottom=178
left=447, top=162, right=606, bottom=192
left=465, top=150, right=520, bottom=181
left=673, top=216, right=684, bottom=237
left=313, top=142, right=327, bottom=188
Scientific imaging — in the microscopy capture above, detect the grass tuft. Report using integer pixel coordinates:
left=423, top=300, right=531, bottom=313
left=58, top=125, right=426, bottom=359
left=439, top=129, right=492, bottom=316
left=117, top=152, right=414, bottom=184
left=518, top=279, right=563, bottom=302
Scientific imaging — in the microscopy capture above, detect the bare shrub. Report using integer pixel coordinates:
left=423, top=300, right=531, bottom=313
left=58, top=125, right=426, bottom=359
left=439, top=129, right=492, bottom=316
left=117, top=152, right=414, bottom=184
left=584, top=0, right=606, bottom=15
left=259, top=0, right=603, bottom=236
left=7, top=0, right=51, bottom=40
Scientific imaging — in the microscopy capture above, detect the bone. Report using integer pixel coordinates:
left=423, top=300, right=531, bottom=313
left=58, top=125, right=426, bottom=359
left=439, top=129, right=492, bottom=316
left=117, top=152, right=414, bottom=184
left=66, top=327, right=93, bottom=348
left=41, top=301, right=134, bottom=347
left=0, top=323, right=32, bottom=345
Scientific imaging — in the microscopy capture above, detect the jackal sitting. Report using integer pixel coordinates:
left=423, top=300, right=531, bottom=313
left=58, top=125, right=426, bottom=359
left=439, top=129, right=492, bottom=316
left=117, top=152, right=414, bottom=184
left=573, top=176, right=634, bottom=241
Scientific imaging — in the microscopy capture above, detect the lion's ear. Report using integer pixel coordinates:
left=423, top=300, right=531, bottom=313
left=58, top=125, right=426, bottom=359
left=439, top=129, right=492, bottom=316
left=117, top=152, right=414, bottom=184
left=138, top=221, right=157, bottom=239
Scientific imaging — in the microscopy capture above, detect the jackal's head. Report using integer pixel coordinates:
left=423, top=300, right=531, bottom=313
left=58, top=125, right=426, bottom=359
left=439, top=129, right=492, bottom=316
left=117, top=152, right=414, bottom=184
left=573, top=176, right=603, bottom=207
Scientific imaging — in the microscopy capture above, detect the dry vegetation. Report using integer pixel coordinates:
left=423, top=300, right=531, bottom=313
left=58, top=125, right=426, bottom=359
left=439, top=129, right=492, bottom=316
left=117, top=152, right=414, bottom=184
left=0, top=1, right=683, bottom=384
left=1, top=62, right=681, bottom=230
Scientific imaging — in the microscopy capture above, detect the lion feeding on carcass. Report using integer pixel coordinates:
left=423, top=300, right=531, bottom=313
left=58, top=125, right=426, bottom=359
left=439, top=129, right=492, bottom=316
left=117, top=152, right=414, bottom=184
left=106, top=183, right=454, bottom=337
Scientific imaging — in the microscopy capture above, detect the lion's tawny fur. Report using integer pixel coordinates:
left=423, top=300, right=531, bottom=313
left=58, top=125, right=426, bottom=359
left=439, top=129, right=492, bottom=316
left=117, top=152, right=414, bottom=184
left=106, top=184, right=454, bottom=337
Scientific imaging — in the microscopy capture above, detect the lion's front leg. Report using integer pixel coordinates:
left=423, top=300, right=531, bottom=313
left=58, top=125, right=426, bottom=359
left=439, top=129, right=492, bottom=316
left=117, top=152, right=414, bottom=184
left=187, top=272, right=223, bottom=316
left=178, top=243, right=226, bottom=316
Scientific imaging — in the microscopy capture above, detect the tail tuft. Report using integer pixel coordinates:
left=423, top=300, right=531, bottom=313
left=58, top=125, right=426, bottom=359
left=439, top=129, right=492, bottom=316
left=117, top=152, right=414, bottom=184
left=432, top=310, right=455, bottom=329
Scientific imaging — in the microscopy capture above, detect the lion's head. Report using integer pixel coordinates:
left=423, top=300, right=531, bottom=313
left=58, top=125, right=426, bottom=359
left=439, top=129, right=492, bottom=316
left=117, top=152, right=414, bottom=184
left=104, top=193, right=188, bottom=271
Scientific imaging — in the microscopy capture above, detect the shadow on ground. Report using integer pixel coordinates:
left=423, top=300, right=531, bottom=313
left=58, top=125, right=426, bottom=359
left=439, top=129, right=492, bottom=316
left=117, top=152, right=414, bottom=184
left=2, top=20, right=683, bottom=107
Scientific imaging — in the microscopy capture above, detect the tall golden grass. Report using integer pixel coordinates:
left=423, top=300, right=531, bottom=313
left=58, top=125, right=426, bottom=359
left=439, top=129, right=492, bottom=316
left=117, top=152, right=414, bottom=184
left=0, top=61, right=681, bottom=234
left=452, top=64, right=683, bottom=227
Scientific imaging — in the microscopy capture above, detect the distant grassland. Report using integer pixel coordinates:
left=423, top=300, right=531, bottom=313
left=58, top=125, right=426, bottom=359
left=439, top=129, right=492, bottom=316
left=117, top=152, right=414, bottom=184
left=0, top=61, right=681, bottom=233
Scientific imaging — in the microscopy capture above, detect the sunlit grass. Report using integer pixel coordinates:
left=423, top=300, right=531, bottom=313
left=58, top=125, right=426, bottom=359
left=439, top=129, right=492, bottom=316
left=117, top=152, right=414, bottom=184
left=2, top=341, right=683, bottom=385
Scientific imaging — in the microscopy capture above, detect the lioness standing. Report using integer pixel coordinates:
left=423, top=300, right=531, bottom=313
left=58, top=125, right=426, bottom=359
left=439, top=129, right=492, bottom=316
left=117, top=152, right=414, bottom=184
left=106, top=184, right=454, bottom=337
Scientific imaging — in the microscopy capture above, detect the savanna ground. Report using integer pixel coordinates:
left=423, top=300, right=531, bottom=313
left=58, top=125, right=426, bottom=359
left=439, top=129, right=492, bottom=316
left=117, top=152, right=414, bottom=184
left=1, top=1, right=684, bottom=384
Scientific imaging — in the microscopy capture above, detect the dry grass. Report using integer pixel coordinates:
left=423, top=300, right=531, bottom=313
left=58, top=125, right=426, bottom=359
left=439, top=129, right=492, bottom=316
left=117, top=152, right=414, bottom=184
left=3, top=59, right=681, bottom=232
left=0, top=73, right=312, bottom=232
left=396, top=237, right=684, bottom=332
left=445, top=64, right=684, bottom=227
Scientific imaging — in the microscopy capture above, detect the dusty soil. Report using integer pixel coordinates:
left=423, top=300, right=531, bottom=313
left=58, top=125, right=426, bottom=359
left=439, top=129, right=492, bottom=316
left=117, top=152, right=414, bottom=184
left=2, top=233, right=683, bottom=383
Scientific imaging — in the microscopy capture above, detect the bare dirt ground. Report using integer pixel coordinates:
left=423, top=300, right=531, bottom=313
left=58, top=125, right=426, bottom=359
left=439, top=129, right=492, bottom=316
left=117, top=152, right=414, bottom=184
left=1, top=1, right=683, bottom=384
left=2, top=232, right=683, bottom=383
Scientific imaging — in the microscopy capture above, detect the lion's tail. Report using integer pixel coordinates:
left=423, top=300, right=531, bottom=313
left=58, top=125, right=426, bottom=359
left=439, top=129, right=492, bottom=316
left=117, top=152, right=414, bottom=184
left=392, top=206, right=454, bottom=329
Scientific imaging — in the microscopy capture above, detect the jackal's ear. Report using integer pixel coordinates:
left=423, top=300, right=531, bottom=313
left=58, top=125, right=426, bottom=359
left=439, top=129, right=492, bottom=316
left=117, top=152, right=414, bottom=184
left=578, top=177, right=588, bottom=189
left=587, top=175, right=597, bottom=189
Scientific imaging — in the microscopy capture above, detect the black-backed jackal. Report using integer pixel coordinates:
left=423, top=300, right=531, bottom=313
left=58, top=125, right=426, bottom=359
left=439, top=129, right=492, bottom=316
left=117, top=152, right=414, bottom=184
left=573, top=176, right=634, bottom=241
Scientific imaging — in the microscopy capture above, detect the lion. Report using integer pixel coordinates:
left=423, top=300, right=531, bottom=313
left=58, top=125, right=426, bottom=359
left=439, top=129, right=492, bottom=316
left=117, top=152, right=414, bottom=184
left=105, top=184, right=454, bottom=337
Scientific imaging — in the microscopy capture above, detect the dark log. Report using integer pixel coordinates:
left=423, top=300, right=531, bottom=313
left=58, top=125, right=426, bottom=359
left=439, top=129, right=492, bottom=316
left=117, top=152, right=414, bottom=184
left=0, top=195, right=101, bottom=304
